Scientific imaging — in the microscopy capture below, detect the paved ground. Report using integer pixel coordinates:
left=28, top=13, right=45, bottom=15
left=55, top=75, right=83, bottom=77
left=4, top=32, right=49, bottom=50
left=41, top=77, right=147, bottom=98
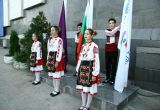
left=0, top=48, right=160, bottom=110
left=0, top=48, right=82, bottom=110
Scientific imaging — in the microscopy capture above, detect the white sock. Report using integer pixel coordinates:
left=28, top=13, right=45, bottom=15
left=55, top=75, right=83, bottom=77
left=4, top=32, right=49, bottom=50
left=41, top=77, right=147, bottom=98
left=52, top=90, right=57, bottom=94
left=35, top=72, right=40, bottom=82
left=48, top=72, right=52, bottom=77
left=86, top=94, right=93, bottom=108
left=53, top=79, right=56, bottom=91
left=81, top=92, right=87, bottom=107
left=55, top=80, right=60, bottom=92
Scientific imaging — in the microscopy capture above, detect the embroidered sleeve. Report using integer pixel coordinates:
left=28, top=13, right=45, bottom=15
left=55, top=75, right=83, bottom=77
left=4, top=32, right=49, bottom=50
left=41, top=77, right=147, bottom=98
left=92, top=46, right=100, bottom=76
left=36, top=42, right=42, bottom=60
left=76, top=45, right=84, bottom=72
left=56, top=39, right=63, bottom=62
left=105, top=26, right=120, bottom=37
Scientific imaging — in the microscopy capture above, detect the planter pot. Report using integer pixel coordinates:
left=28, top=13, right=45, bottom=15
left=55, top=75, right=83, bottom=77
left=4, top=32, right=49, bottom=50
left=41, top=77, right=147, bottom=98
left=13, top=61, right=28, bottom=70
left=13, top=61, right=20, bottom=69
left=4, top=55, right=14, bottom=64
left=19, top=62, right=28, bottom=70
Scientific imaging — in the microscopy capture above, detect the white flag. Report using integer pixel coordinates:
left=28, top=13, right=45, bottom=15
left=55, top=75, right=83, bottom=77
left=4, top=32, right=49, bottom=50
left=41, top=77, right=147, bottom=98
left=114, top=0, right=133, bottom=93
left=86, top=0, right=93, bottom=28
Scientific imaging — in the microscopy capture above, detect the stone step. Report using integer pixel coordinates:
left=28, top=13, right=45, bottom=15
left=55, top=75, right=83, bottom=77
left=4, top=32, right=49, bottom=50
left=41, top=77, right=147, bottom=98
left=135, top=67, right=160, bottom=93
left=136, top=47, right=160, bottom=69
left=135, top=47, right=160, bottom=93
left=121, top=89, right=160, bottom=110
left=41, top=65, right=139, bottom=110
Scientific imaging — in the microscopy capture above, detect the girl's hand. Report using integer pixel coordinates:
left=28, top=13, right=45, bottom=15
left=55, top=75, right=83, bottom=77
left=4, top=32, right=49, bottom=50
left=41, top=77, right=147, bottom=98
left=46, top=61, right=49, bottom=66
left=92, top=76, right=96, bottom=81
left=76, top=72, right=78, bottom=76
left=55, top=62, right=59, bottom=67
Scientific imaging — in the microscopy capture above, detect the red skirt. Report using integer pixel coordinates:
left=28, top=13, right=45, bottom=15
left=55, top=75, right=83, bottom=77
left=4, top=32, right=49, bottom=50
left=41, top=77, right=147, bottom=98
left=55, top=58, right=65, bottom=72
left=36, top=59, right=43, bottom=65
left=92, top=74, right=101, bottom=84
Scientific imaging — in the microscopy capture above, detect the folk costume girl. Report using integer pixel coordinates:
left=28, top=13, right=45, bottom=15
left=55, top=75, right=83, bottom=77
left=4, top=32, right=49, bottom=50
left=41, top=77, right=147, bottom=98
left=30, top=33, right=43, bottom=85
left=76, top=29, right=100, bottom=110
left=47, top=26, right=65, bottom=97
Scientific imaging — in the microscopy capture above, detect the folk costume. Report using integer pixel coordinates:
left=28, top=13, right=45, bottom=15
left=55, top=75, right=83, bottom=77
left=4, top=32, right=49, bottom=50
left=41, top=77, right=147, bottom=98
left=76, top=41, right=100, bottom=95
left=105, top=26, right=120, bottom=84
left=47, top=37, right=64, bottom=97
left=30, top=41, right=43, bottom=85
left=47, top=37, right=64, bottom=79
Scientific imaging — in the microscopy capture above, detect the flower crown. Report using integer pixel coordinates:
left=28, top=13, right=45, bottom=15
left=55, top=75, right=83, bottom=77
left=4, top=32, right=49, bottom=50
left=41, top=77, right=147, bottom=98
left=93, top=30, right=97, bottom=36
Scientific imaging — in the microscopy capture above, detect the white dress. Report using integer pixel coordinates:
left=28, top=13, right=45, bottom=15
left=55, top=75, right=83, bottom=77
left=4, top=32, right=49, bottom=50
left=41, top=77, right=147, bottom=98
left=76, top=42, right=100, bottom=95
left=30, top=41, right=43, bottom=72
left=47, top=37, right=64, bottom=79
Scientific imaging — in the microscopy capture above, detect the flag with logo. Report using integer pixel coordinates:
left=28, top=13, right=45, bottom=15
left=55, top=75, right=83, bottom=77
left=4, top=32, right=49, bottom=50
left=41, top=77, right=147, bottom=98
left=114, top=0, right=133, bottom=93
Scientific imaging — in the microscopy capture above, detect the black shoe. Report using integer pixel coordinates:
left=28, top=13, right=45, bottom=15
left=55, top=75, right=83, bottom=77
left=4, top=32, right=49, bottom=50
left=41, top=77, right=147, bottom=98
left=50, top=91, right=60, bottom=97
left=32, top=81, right=41, bottom=85
left=73, top=73, right=77, bottom=77
left=83, top=107, right=90, bottom=110
left=102, top=79, right=110, bottom=84
left=109, top=81, right=114, bottom=85
left=50, top=93, right=55, bottom=97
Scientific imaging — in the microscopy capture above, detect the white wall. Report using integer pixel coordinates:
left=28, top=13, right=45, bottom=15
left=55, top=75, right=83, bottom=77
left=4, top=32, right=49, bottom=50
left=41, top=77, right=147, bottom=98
left=3, top=0, right=46, bottom=26
left=3, top=0, right=10, bottom=26
left=23, top=0, right=45, bottom=9
left=9, top=0, right=23, bottom=20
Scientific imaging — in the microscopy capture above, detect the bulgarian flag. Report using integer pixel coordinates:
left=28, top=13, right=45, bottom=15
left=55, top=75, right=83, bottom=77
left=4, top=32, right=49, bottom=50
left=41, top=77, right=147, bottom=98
left=77, top=0, right=93, bottom=60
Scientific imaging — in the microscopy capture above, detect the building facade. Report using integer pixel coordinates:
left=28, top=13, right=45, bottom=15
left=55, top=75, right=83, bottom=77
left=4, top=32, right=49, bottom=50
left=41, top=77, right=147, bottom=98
left=0, top=0, right=160, bottom=93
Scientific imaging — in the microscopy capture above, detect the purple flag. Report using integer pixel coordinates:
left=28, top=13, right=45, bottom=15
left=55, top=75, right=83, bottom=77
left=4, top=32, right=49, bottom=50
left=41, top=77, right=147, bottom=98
left=59, top=0, right=68, bottom=71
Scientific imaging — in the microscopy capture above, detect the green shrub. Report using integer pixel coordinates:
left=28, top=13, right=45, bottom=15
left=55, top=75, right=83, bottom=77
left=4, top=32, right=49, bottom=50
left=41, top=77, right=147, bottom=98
left=20, top=11, right=50, bottom=64
left=14, top=51, right=28, bottom=63
left=8, top=30, right=20, bottom=56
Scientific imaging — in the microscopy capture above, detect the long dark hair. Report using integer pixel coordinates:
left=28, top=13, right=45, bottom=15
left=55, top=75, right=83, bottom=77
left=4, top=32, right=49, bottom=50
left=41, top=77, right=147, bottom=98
left=32, top=32, right=40, bottom=41
left=86, top=28, right=94, bottom=36
left=51, top=25, right=61, bottom=37
left=49, top=25, right=61, bottom=42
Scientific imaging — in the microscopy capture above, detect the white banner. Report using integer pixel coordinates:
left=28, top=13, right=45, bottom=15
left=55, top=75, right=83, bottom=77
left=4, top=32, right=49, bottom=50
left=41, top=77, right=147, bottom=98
left=114, top=0, right=133, bottom=93
left=86, top=0, right=93, bottom=28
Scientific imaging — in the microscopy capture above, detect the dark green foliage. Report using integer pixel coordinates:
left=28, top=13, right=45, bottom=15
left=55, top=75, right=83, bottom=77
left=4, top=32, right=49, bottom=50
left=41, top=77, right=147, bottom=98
left=20, top=11, right=50, bottom=64
left=14, top=51, right=28, bottom=63
left=9, top=30, right=20, bottom=56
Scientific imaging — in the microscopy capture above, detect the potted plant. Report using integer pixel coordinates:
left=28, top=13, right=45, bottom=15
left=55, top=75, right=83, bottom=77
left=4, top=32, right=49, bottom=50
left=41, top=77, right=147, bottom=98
left=4, top=30, right=20, bottom=64
left=13, top=51, right=28, bottom=70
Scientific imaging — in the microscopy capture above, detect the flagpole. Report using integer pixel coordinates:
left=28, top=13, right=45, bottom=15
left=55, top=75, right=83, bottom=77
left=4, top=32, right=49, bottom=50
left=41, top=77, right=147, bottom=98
left=63, top=0, right=67, bottom=35
left=64, top=0, right=67, bottom=22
